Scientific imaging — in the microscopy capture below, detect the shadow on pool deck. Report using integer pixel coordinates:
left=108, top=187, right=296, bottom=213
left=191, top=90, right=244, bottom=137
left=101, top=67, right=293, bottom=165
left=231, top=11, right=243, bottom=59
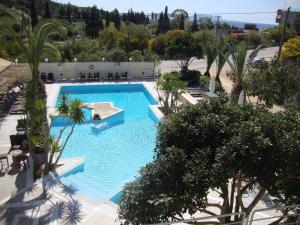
left=0, top=171, right=119, bottom=225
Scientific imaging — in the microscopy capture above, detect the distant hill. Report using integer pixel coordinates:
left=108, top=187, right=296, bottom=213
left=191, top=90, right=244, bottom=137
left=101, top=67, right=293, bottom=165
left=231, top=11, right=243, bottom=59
left=221, top=19, right=275, bottom=29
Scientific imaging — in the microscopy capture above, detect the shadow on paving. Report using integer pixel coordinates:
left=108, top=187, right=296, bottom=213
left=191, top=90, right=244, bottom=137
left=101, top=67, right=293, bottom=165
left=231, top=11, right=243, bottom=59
left=0, top=173, right=84, bottom=225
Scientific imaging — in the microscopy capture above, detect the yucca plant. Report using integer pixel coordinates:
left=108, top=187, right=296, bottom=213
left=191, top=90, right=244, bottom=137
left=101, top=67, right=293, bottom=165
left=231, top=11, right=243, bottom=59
left=215, top=37, right=229, bottom=84
left=226, top=42, right=262, bottom=104
left=49, top=98, right=85, bottom=169
left=203, top=42, right=218, bottom=77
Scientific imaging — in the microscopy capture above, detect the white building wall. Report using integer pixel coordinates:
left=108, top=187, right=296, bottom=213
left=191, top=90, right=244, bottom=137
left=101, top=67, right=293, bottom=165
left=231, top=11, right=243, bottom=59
left=39, top=62, right=155, bottom=80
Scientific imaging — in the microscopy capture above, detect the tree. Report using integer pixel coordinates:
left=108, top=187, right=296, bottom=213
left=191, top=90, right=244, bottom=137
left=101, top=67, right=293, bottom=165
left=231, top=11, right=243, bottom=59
left=226, top=42, right=261, bottom=104
left=105, top=11, right=110, bottom=28
left=0, top=12, right=65, bottom=175
left=112, top=9, right=121, bottom=30
left=98, top=27, right=122, bottom=50
left=281, top=36, right=300, bottom=62
left=157, top=12, right=164, bottom=34
left=203, top=43, right=218, bottom=77
left=245, top=59, right=300, bottom=110
left=163, top=6, right=170, bottom=32
left=44, top=0, right=51, bottom=18
left=268, top=25, right=297, bottom=44
left=156, top=72, right=187, bottom=115
left=191, top=13, right=199, bottom=32
left=49, top=97, right=85, bottom=169
left=245, top=31, right=263, bottom=47
left=119, top=99, right=300, bottom=224
left=167, top=31, right=203, bottom=72
left=244, top=23, right=257, bottom=30
left=178, top=14, right=185, bottom=30
left=30, top=0, right=38, bottom=28
left=66, top=2, right=72, bottom=20
left=215, top=37, right=229, bottom=83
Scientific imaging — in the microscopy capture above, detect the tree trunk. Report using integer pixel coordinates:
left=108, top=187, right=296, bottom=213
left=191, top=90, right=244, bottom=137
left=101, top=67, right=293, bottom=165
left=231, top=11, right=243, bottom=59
left=231, top=84, right=243, bottom=105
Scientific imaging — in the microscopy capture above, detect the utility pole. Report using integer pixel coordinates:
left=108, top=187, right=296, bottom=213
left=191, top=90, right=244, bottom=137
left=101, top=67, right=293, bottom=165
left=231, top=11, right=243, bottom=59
left=277, top=7, right=291, bottom=61
left=215, top=15, right=220, bottom=35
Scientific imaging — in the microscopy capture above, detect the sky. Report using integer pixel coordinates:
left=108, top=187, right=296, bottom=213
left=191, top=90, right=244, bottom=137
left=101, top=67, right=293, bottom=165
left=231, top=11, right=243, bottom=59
left=54, top=0, right=300, bottom=24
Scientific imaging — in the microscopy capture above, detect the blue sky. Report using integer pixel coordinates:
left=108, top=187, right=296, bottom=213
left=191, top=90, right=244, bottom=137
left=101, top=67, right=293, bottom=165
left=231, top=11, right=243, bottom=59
left=54, top=0, right=300, bottom=24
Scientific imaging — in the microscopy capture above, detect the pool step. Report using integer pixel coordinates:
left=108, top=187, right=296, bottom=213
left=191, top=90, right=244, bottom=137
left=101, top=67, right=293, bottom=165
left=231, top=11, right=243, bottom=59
left=61, top=173, right=110, bottom=200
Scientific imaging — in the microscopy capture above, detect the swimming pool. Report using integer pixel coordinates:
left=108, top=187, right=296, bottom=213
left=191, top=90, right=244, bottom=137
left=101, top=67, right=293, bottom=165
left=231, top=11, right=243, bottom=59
left=50, top=84, right=159, bottom=202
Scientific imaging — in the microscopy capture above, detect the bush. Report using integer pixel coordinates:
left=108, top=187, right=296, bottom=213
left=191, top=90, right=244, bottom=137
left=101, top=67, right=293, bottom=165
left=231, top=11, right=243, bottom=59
left=245, top=31, right=263, bottom=47
left=181, top=70, right=200, bottom=87
left=110, top=48, right=127, bottom=62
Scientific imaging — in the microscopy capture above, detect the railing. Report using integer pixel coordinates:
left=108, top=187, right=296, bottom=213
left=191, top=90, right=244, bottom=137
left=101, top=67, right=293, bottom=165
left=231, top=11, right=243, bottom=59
left=147, top=204, right=300, bottom=225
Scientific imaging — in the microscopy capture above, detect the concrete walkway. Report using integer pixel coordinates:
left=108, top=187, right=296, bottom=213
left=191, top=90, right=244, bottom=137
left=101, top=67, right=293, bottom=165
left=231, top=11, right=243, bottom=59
left=0, top=174, right=119, bottom=225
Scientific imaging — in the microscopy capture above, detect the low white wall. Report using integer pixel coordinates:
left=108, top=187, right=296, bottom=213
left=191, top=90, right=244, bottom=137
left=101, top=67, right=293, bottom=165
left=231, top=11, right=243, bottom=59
left=39, top=62, right=155, bottom=80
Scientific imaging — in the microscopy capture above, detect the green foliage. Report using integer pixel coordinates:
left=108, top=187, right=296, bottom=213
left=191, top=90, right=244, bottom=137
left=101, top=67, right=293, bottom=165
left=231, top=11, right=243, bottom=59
left=156, top=72, right=187, bottom=115
left=246, top=59, right=300, bottom=110
left=244, top=23, right=257, bottom=30
left=281, top=36, right=300, bottom=62
left=167, top=31, right=203, bottom=72
left=181, top=70, right=201, bottom=87
left=268, top=25, right=297, bottom=43
left=245, top=30, right=263, bottom=47
left=119, top=100, right=300, bottom=224
left=110, top=48, right=127, bottom=62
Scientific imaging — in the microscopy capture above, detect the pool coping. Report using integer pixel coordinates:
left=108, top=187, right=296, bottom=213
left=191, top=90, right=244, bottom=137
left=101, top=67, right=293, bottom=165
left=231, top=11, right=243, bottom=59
left=46, top=81, right=163, bottom=205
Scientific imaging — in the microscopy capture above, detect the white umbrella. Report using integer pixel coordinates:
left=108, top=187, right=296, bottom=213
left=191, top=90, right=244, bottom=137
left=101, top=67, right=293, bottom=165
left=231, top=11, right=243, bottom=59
left=238, top=90, right=245, bottom=105
left=209, top=76, right=216, bottom=93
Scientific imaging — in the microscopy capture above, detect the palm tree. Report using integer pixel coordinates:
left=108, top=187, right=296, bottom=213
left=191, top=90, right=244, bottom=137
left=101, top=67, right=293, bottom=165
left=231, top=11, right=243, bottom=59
left=215, top=37, right=229, bottom=84
left=0, top=10, right=65, bottom=175
left=226, top=42, right=262, bottom=104
left=50, top=99, right=85, bottom=169
left=0, top=12, right=64, bottom=89
left=204, top=43, right=218, bottom=77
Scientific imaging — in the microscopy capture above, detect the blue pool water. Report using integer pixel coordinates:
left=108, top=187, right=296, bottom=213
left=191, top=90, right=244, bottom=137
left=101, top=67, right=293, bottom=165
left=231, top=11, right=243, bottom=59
left=50, top=84, right=158, bottom=202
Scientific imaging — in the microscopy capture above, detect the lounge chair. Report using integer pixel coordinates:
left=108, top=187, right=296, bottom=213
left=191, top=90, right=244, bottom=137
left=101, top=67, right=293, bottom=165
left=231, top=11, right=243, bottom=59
left=10, top=134, right=26, bottom=150
left=0, top=154, right=9, bottom=170
left=80, top=72, right=86, bottom=80
left=16, top=119, right=26, bottom=131
left=94, top=72, right=100, bottom=81
left=19, top=153, right=30, bottom=171
left=87, top=73, right=93, bottom=80
left=115, top=72, right=120, bottom=80
left=121, top=72, right=128, bottom=80
left=47, top=73, right=54, bottom=83
left=41, top=73, right=47, bottom=82
left=108, top=73, right=114, bottom=80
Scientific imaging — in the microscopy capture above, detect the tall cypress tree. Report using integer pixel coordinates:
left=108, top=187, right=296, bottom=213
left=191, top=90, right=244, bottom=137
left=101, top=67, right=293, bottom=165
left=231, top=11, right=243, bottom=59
left=191, top=13, right=199, bottom=32
left=179, top=14, right=185, bottom=30
left=66, top=3, right=72, bottom=20
left=114, top=9, right=121, bottom=30
left=105, top=11, right=110, bottom=27
left=163, top=6, right=170, bottom=32
left=44, top=0, right=51, bottom=18
left=30, top=0, right=38, bottom=28
left=157, top=12, right=164, bottom=34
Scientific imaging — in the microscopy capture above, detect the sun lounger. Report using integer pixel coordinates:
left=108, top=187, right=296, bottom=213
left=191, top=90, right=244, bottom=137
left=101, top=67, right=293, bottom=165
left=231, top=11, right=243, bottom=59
left=46, top=73, right=54, bottom=83
left=94, top=72, right=100, bottom=81
left=80, top=72, right=86, bottom=80
left=87, top=73, right=93, bottom=80
left=41, top=73, right=47, bottom=82
left=121, top=72, right=128, bottom=80
left=10, top=134, right=26, bottom=150
left=115, top=72, right=120, bottom=80
left=108, top=73, right=114, bottom=80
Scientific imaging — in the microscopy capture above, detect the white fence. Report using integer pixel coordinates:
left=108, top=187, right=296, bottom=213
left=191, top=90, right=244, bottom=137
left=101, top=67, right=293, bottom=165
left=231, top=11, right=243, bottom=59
left=39, top=62, right=155, bottom=80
